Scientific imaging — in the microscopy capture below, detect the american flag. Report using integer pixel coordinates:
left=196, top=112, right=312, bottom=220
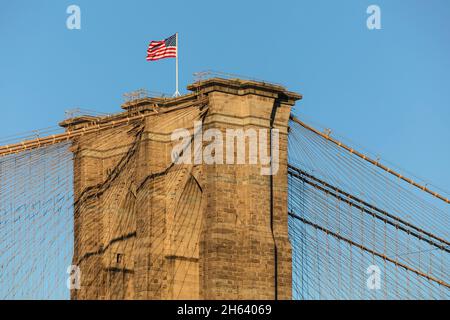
left=146, top=34, right=177, bottom=61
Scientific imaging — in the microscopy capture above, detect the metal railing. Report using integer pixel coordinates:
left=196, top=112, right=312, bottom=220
left=123, top=88, right=170, bottom=103
left=192, top=69, right=285, bottom=87
left=64, top=108, right=112, bottom=119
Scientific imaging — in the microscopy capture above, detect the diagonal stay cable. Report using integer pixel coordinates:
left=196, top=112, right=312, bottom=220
left=288, top=211, right=450, bottom=289
left=290, top=115, right=450, bottom=205
left=288, top=164, right=450, bottom=249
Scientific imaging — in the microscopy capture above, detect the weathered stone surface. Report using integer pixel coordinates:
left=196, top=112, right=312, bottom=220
left=66, top=78, right=302, bottom=300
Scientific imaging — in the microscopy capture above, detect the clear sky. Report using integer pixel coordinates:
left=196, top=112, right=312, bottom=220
left=1, top=0, right=449, bottom=190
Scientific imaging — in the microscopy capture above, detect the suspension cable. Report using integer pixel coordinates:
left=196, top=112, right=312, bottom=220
left=289, top=212, right=450, bottom=289
left=0, top=98, right=208, bottom=158
left=288, top=166, right=450, bottom=251
left=290, top=115, right=450, bottom=204
left=289, top=165, right=450, bottom=246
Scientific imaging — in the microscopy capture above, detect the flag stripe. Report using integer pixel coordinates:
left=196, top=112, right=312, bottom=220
left=146, top=34, right=177, bottom=61
left=147, top=47, right=176, bottom=55
left=147, top=56, right=176, bottom=61
left=147, top=52, right=176, bottom=59
left=148, top=53, right=177, bottom=58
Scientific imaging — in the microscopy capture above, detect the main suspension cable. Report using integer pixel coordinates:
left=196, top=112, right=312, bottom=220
left=290, top=115, right=450, bottom=204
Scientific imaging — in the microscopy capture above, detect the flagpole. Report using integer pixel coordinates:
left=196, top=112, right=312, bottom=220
left=174, top=32, right=180, bottom=97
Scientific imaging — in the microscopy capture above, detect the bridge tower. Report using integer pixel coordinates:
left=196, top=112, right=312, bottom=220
left=63, top=78, right=302, bottom=299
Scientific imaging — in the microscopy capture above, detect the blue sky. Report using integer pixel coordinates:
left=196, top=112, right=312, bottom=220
left=1, top=0, right=449, bottom=191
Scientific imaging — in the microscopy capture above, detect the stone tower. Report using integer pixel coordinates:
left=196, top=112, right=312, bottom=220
left=63, top=78, right=302, bottom=300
